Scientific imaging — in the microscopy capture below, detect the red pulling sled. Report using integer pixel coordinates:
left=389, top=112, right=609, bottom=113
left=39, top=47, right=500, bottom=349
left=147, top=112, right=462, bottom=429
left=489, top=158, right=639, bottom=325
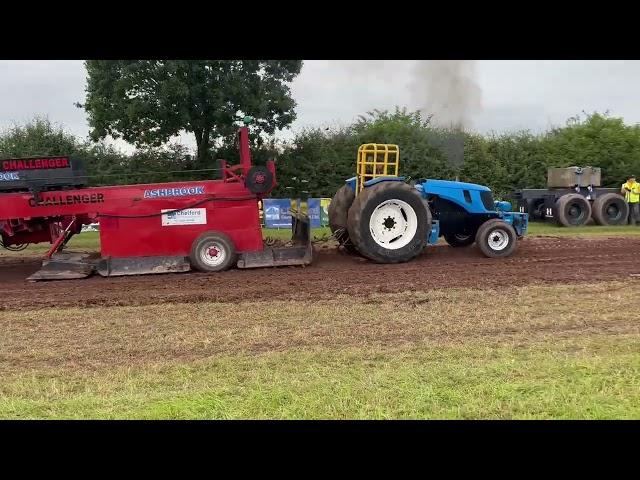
left=0, top=123, right=312, bottom=280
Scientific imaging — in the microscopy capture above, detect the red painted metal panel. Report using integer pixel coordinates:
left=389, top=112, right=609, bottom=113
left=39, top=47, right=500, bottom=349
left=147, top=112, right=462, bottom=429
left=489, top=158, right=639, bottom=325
left=99, top=198, right=263, bottom=257
left=0, top=126, right=272, bottom=259
left=0, top=178, right=264, bottom=256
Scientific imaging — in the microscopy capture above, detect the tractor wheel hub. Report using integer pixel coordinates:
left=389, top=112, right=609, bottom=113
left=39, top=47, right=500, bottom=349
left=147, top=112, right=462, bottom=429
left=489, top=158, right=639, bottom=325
left=368, top=198, right=418, bottom=250
left=201, top=241, right=227, bottom=267
left=383, top=216, right=396, bottom=230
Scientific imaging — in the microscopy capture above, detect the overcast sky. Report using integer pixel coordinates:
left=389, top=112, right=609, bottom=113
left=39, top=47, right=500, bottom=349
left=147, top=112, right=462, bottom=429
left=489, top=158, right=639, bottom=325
left=1, top=60, right=639, bottom=153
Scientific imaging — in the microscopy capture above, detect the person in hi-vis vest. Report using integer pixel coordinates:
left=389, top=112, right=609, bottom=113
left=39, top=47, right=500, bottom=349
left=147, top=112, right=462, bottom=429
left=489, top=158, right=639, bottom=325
left=621, top=175, right=640, bottom=225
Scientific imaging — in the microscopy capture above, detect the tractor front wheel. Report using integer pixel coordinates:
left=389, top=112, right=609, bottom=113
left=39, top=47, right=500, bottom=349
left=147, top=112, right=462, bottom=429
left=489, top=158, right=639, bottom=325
left=475, top=219, right=517, bottom=258
left=347, top=182, right=431, bottom=263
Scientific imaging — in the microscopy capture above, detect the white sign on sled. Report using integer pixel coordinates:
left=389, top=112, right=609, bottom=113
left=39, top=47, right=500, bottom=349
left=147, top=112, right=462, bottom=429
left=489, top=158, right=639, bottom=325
left=161, top=208, right=207, bottom=226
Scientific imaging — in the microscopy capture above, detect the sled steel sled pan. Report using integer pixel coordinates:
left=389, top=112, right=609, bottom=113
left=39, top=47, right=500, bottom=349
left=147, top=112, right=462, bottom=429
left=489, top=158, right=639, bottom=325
left=237, top=211, right=313, bottom=269
left=96, top=256, right=192, bottom=277
left=27, top=212, right=313, bottom=280
left=27, top=252, right=98, bottom=281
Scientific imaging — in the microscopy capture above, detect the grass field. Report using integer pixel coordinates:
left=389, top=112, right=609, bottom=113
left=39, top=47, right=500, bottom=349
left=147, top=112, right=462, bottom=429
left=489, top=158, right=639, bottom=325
left=527, top=223, right=640, bottom=236
left=3, top=222, right=640, bottom=258
left=2, top=220, right=639, bottom=419
left=1, top=281, right=638, bottom=419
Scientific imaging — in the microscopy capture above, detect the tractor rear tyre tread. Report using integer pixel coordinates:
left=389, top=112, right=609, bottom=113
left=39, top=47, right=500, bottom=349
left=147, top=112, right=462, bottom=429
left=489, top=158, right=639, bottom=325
left=555, top=194, right=592, bottom=227
left=444, top=232, right=476, bottom=248
left=347, top=181, right=431, bottom=263
left=189, top=231, right=236, bottom=272
left=328, top=184, right=358, bottom=254
left=592, top=193, right=628, bottom=226
left=475, top=219, right=518, bottom=258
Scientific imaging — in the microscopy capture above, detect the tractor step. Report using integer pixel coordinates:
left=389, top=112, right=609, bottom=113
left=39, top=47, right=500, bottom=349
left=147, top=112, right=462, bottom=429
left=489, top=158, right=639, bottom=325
left=96, top=256, right=191, bottom=277
left=27, top=252, right=98, bottom=281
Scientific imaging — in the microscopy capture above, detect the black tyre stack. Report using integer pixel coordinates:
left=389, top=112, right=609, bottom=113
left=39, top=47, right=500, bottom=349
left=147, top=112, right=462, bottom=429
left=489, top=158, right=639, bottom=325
left=591, top=193, right=628, bottom=226
left=555, top=194, right=592, bottom=227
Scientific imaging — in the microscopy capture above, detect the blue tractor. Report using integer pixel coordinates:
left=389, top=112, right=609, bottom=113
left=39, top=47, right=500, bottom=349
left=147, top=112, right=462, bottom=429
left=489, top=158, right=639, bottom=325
left=328, top=143, right=528, bottom=263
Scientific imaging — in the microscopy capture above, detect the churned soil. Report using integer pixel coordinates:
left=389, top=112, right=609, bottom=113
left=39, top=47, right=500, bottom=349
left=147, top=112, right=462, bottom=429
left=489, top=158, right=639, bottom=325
left=1, top=236, right=639, bottom=310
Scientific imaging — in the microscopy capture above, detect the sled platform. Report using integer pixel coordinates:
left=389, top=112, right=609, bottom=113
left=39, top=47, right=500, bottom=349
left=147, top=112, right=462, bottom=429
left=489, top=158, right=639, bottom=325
left=237, top=211, right=313, bottom=269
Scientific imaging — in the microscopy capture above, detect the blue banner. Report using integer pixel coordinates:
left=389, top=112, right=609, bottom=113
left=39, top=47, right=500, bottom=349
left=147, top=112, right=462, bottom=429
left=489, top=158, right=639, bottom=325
left=307, top=198, right=322, bottom=228
left=263, top=198, right=292, bottom=228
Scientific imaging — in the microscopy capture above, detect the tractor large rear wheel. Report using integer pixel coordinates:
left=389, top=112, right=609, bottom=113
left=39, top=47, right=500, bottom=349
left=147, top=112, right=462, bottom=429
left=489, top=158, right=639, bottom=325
left=328, top=185, right=358, bottom=253
left=346, top=182, right=431, bottom=263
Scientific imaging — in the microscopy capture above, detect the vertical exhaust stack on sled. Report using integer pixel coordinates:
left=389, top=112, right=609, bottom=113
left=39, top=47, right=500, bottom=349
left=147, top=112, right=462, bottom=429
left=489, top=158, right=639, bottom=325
left=1, top=117, right=313, bottom=281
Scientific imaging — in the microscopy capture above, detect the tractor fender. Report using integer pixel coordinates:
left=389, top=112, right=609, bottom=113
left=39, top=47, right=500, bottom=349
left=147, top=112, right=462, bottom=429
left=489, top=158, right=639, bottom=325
left=345, top=176, right=406, bottom=192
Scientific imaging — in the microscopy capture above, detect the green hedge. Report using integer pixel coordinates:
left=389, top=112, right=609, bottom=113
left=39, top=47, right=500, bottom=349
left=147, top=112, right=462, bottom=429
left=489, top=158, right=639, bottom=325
left=3, top=110, right=639, bottom=199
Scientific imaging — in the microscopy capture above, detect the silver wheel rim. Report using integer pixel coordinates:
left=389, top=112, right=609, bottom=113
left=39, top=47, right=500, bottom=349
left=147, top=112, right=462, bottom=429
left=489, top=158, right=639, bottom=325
left=369, top=199, right=418, bottom=250
left=487, top=229, right=509, bottom=251
left=200, top=241, right=227, bottom=267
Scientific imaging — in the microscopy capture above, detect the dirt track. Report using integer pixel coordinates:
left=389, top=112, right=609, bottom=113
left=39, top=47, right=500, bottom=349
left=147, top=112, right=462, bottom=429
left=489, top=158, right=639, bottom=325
left=1, top=236, right=639, bottom=310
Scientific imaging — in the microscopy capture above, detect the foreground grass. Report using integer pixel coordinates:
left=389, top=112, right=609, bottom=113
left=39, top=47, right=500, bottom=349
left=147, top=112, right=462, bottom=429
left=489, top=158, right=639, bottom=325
left=527, top=222, right=640, bottom=237
left=2, top=339, right=638, bottom=420
left=1, top=281, right=638, bottom=419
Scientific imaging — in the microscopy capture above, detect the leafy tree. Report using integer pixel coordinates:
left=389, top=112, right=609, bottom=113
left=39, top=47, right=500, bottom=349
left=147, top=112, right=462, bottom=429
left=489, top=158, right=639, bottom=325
left=352, top=108, right=459, bottom=182
left=0, top=117, right=119, bottom=186
left=487, top=131, right=547, bottom=193
left=543, top=112, right=640, bottom=187
left=0, top=116, right=193, bottom=187
left=6, top=109, right=640, bottom=199
left=79, top=60, right=303, bottom=166
left=0, top=116, right=83, bottom=158
left=459, top=132, right=507, bottom=196
left=272, top=126, right=360, bottom=198
left=272, top=108, right=464, bottom=198
left=120, top=144, right=195, bottom=185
